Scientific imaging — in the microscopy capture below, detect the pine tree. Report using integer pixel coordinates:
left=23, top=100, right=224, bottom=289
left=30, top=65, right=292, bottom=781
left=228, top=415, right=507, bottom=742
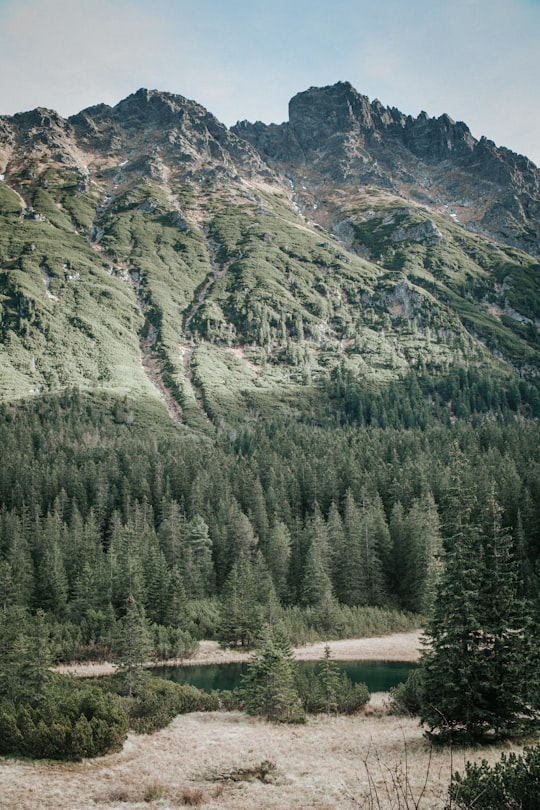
left=4, top=511, right=34, bottom=607
left=33, top=514, right=68, bottom=618
left=473, top=493, right=538, bottom=738
left=326, top=500, right=345, bottom=586
left=182, top=514, right=214, bottom=599
left=217, top=557, right=263, bottom=647
left=107, top=512, right=145, bottom=609
left=391, top=493, right=443, bottom=614
left=420, top=467, right=538, bottom=742
left=143, top=542, right=171, bottom=625
left=0, top=561, right=31, bottom=702
left=336, top=489, right=389, bottom=606
left=336, top=489, right=368, bottom=605
left=420, top=517, right=487, bottom=742
left=165, top=566, right=188, bottom=628
left=18, top=609, right=53, bottom=698
left=412, top=491, right=444, bottom=615
left=301, top=506, right=334, bottom=608
left=112, top=594, right=152, bottom=696
left=242, top=624, right=304, bottom=723
left=157, top=499, right=186, bottom=568
left=421, top=448, right=489, bottom=742
left=318, top=644, right=341, bottom=716
left=265, top=521, right=291, bottom=601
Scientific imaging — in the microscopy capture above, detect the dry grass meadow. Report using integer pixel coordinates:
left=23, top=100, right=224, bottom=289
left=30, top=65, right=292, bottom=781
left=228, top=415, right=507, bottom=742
left=1, top=632, right=535, bottom=810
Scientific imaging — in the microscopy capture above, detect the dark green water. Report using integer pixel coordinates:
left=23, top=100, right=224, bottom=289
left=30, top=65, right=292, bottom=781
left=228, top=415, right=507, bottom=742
left=151, top=660, right=414, bottom=693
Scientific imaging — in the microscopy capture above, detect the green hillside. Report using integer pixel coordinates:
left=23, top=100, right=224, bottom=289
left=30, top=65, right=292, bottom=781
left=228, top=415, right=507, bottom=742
left=2, top=166, right=539, bottom=429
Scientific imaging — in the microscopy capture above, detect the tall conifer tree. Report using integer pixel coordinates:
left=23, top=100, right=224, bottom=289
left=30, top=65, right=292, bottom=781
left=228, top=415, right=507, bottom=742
left=420, top=454, right=537, bottom=742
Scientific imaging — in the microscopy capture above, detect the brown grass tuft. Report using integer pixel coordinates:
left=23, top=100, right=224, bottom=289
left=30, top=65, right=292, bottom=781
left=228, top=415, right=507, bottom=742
left=94, top=787, right=135, bottom=803
left=179, top=787, right=205, bottom=806
left=143, top=781, right=169, bottom=802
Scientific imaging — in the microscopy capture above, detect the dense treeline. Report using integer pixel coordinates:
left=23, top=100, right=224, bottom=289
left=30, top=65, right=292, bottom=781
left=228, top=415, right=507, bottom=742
left=0, top=389, right=539, bottom=661
left=325, top=366, right=540, bottom=428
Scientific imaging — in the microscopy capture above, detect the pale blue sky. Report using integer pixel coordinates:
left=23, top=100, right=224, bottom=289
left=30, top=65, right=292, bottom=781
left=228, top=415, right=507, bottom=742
left=0, top=0, right=539, bottom=165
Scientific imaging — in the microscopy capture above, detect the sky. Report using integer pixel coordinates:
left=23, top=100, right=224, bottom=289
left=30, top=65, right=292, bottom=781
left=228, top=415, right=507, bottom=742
left=0, top=0, right=539, bottom=165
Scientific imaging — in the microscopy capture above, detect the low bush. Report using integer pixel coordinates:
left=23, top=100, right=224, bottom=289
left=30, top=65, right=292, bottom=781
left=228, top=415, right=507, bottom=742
left=0, top=681, right=128, bottom=760
left=280, top=605, right=420, bottom=645
left=448, top=745, right=540, bottom=809
left=143, top=782, right=168, bottom=802
left=179, top=787, right=205, bottom=806
left=150, top=624, right=199, bottom=661
left=295, top=667, right=370, bottom=715
left=214, top=688, right=243, bottom=711
left=122, top=675, right=219, bottom=734
left=387, top=667, right=423, bottom=716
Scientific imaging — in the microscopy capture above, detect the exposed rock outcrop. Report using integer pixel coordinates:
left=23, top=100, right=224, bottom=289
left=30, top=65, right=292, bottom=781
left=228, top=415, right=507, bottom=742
left=233, top=81, right=540, bottom=256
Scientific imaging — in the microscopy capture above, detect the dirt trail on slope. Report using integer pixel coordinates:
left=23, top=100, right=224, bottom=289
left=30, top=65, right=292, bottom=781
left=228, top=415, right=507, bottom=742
left=139, top=325, right=183, bottom=422
left=179, top=237, right=240, bottom=423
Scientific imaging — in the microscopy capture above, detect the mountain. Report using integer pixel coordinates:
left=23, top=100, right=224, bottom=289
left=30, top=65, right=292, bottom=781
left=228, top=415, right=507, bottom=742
left=1, top=84, right=540, bottom=698
left=1, top=83, right=539, bottom=428
left=234, top=81, right=540, bottom=256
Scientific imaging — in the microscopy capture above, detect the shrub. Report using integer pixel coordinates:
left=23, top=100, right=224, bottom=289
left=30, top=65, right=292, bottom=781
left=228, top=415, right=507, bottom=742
left=143, top=782, right=168, bottom=802
left=214, top=689, right=243, bottom=711
left=336, top=675, right=370, bottom=714
left=280, top=605, right=420, bottom=644
left=183, top=599, right=221, bottom=640
left=295, top=668, right=323, bottom=713
left=179, top=787, right=205, bottom=806
left=448, top=745, right=540, bottom=809
left=151, top=624, right=199, bottom=661
left=126, top=676, right=219, bottom=733
left=0, top=683, right=128, bottom=760
left=295, top=667, right=370, bottom=715
left=387, top=667, right=423, bottom=716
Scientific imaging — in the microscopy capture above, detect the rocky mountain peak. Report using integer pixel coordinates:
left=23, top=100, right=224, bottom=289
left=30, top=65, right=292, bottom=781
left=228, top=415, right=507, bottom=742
left=288, top=81, right=375, bottom=146
left=233, top=81, right=540, bottom=255
left=278, top=81, right=477, bottom=162
left=112, top=88, right=213, bottom=129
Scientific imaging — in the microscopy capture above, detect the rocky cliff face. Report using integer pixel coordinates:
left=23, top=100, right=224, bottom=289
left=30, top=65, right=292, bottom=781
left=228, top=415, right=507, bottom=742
left=2, top=82, right=539, bottom=255
left=70, top=89, right=276, bottom=184
left=233, top=81, right=540, bottom=256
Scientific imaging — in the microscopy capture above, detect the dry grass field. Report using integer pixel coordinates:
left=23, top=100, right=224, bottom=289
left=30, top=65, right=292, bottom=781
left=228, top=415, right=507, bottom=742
left=1, top=633, right=534, bottom=810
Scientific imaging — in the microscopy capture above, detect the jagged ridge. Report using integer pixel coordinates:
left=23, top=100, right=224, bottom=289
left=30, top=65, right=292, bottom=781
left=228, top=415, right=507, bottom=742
left=234, top=81, right=540, bottom=256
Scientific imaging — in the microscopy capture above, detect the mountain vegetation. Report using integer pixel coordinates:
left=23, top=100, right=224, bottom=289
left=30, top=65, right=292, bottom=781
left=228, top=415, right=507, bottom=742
left=0, top=82, right=539, bottom=763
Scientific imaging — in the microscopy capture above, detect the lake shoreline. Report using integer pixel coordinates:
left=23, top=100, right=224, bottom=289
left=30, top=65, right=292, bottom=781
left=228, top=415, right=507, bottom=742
left=13, top=628, right=530, bottom=810
left=56, top=629, right=422, bottom=678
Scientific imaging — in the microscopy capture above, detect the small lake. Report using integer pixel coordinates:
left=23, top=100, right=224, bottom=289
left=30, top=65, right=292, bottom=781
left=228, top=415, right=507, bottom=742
left=151, top=660, right=414, bottom=694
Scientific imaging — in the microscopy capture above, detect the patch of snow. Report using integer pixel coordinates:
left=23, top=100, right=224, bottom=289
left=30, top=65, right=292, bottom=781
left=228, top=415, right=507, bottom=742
left=119, top=160, right=128, bottom=167
left=0, top=174, right=4, bottom=181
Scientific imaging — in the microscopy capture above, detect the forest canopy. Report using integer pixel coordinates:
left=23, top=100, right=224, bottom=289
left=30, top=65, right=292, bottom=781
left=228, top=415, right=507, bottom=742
left=0, top=389, right=538, bottom=662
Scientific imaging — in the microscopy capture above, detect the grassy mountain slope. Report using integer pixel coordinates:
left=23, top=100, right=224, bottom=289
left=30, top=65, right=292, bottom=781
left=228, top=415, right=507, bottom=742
left=0, top=88, right=539, bottom=430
